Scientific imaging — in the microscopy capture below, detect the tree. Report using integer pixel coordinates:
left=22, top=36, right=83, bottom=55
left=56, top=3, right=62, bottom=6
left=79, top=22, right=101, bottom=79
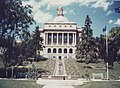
left=0, top=0, right=35, bottom=77
left=76, top=15, right=98, bottom=63
left=29, top=26, right=43, bottom=61
left=95, top=34, right=106, bottom=60
left=19, top=26, right=43, bottom=62
left=108, top=27, right=120, bottom=67
left=96, top=27, right=120, bottom=68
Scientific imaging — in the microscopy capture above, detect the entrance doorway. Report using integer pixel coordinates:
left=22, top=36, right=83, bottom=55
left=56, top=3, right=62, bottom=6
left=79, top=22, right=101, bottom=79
left=59, top=56, right=61, bottom=60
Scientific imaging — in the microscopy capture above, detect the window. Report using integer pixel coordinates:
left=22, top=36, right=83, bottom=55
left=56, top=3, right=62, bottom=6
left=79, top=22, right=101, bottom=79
left=69, top=33, right=73, bottom=44
left=64, top=33, right=67, bottom=44
left=69, top=48, right=73, bottom=53
left=58, top=33, right=62, bottom=44
left=48, top=33, right=51, bottom=44
left=53, top=48, right=56, bottom=53
left=58, top=48, right=62, bottom=53
left=53, top=33, right=57, bottom=44
left=48, top=48, right=51, bottom=53
left=64, top=49, right=67, bottom=53
left=53, top=56, right=56, bottom=58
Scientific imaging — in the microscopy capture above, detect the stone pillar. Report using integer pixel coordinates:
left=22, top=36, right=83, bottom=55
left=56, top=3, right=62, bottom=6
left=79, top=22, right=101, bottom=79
left=67, top=33, right=69, bottom=45
left=73, top=33, right=74, bottom=44
left=51, top=33, right=53, bottom=45
left=62, top=33, right=64, bottom=45
left=46, top=33, right=48, bottom=45
left=74, top=33, right=75, bottom=44
left=75, top=33, right=76, bottom=45
left=44, top=33, right=45, bottom=45
left=57, top=33, right=58, bottom=45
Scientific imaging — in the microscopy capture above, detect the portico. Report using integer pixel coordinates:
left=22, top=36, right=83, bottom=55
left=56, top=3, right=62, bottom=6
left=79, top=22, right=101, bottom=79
left=40, top=6, right=82, bottom=59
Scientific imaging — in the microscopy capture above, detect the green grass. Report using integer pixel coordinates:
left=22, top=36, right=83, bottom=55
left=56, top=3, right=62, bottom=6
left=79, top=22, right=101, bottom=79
left=0, top=58, right=4, bottom=68
left=74, top=59, right=120, bottom=80
left=33, top=61, right=45, bottom=69
left=74, top=81, right=120, bottom=88
left=74, top=59, right=105, bottom=78
left=109, top=62, right=120, bottom=80
left=0, top=79, right=43, bottom=88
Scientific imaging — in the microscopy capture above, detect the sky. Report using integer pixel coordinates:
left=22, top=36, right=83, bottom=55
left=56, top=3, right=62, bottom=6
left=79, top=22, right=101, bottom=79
left=22, top=0, right=120, bottom=37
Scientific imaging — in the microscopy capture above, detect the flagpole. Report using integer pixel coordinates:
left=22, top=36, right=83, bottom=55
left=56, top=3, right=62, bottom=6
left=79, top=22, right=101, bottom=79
left=105, top=27, right=109, bottom=80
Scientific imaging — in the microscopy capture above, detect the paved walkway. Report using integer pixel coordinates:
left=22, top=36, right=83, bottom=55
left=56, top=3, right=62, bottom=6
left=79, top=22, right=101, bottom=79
left=53, top=58, right=66, bottom=76
left=43, top=85, right=74, bottom=88
left=37, top=58, right=83, bottom=88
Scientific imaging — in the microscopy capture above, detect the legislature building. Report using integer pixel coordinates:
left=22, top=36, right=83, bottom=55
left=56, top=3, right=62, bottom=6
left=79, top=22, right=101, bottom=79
left=40, top=6, right=82, bottom=59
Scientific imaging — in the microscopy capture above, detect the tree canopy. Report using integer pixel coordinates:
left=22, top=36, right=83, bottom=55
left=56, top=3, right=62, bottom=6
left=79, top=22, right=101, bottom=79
left=76, top=15, right=98, bottom=64
left=0, top=0, right=35, bottom=68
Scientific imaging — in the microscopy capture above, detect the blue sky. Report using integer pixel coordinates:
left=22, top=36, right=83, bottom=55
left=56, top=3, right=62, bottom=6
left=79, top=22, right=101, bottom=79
left=22, top=0, right=120, bottom=37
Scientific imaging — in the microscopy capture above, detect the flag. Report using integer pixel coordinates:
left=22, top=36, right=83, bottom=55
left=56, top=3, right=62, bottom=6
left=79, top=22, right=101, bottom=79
left=115, top=7, right=120, bottom=13
left=102, top=26, right=107, bottom=33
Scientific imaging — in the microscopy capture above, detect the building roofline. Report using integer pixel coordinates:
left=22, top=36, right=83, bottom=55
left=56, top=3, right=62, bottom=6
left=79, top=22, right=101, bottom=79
left=44, top=22, right=76, bottom=24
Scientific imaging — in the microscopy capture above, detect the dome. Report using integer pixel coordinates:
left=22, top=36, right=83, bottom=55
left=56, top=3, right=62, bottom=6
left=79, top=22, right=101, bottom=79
left=53, top=16, right=69, bottom=22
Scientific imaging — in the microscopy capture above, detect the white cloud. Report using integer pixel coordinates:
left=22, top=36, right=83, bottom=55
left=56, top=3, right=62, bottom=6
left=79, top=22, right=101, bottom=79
left=39, top=0, right=112, bottom=11
left=22, top=0, right=53, bottom=24
left=108, top=20, right=113, bottom=24
left=106, top=11, right=112, bottom=16
left=114, top=19, right=120, bottom=25
left=22, top=0, right=113, bottom=24
left=34, top=11, right=53, bottom=23
left=91, top=0, right=110, bottom=11
left=64, top=8, right=75, bottom=15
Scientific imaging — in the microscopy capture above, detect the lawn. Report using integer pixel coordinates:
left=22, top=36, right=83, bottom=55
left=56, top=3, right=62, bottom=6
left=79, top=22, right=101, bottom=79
left=33, top=61, right=46, bottom=69
left=74, top=81, right=120, bottom=88
left=0, top=79, right=43, bottom=88
left=0, top=58, right=4, bottom=68
left=74, top=59, right=120, bottom=80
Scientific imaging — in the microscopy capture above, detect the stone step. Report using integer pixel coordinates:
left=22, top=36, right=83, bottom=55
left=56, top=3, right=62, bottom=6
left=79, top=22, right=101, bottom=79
left=36, top=78, right=84, bottom=86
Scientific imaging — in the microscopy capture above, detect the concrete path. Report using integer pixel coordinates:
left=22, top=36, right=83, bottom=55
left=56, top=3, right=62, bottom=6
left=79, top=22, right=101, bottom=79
left=36, top=58, right=83, bottom=88
left=53, top=58, right=66, bottom=76
left=43, top=85, right=74, bottom=88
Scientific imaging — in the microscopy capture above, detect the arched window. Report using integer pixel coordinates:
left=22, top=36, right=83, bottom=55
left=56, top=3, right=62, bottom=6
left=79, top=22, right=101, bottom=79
left=48, top=48, right=51, bottom=53
left=58, top=48, right=62, bottom=53
left=53, top=48, right=56, bottom=53
left=64, top=48, right=67, bottom=53
left=69, top=48, right=73, bottom=53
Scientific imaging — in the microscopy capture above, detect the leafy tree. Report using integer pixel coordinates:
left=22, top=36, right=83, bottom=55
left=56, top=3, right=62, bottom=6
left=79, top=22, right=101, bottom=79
left=108, top=27, right=120, bottom=67
left=28, top=26, right=43, bottom=61
left=95, top=35, right=106, bottom=60
left=19, top=26, right=43, bottom=62
left=76, top=15, right=98, bottom=63
left=31, top=26, right=43, bottom=54
left=0, top=0, right=35, bottom=77
left=96, top=27, right=120, bottom=68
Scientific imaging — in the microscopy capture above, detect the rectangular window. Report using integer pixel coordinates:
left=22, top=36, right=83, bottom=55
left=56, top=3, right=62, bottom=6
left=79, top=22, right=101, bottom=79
left=69, top=33, right=73, bottom=44
left=64, top=33, right=67, bottom=44
left=58, top=33, right=62, bottom=44
left=48, top=33, right=51, bottom=44
left=53, top=33, right=57, bottom=44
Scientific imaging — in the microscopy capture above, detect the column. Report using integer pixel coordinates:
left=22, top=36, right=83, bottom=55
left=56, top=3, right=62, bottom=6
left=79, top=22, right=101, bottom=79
left=44, top=33, right=46, bottom=45
left=57, top=33, right=58, bottom=45
left=45, top=33, right=48, bottom=45
left=45, top=33, right=46, bottom=45
left=75, top=33, right=76, bottom=45
left=62, top=33, right=64, bottom=45
left=67, top=33, right=69, bottom=45
left=73, top=33, right=74, bottom=44
left=74, top=33, right=75, bottom=44
left=51, top=33, right=53, bottom=45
